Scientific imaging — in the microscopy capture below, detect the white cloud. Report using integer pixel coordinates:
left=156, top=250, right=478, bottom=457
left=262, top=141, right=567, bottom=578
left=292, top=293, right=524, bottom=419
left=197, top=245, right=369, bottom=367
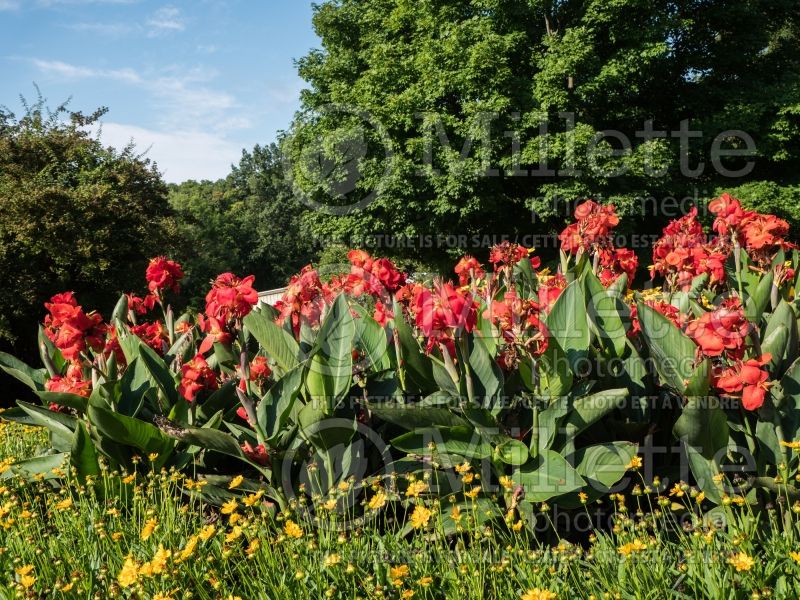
left=31, top=59, right=142, bottom=84
left=146, top=5, right=184, bottom=35
left=65, top=21, right=139, bottom=36
left=96, top=122, right=242, bottom=182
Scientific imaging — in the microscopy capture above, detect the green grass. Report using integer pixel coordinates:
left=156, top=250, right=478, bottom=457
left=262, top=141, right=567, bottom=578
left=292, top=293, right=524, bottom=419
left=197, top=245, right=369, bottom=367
left=1, top=420, right=800, bottom=599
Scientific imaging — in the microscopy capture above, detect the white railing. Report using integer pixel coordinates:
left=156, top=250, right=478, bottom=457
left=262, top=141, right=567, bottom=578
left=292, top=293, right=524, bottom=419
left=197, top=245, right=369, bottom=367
left=257, top=287, right=286, bottom=307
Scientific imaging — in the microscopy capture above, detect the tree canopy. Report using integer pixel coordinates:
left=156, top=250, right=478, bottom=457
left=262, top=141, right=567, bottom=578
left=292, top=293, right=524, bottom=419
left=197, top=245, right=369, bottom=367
left=288, top=0, right=800, bottom=265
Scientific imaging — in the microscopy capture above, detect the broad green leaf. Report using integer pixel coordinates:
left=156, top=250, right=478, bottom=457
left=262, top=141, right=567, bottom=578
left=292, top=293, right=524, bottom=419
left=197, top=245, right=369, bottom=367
left=392, top=300, right=435, bottom=394
left=673, top=396, right=729, bottom=460
left=468, top=333, right=503, bottom=407
left=497, top=439, right=529, bottom=465
left=243, top=309, right=302, bottom=373
left=35, top=391, right=88, bottom=412
left=71, top=421, right=100, bottom=482
left=258, top=365, right=303, bottom=440
left=0, top=453, right=69, bottom=481
left=636, top=303, right=696, bottom=393
left=88, top=405, right=173, bottom=458
left=367, top=403, right=468, bottom=429
left=138, top=344, right=180, bottom=408
left=352, top=304, right=389, bottom=372
left=745, top=270, right=774, bottom=322
left=529, top=338, right=573, bottom=397
left=515, top=450, right=586, bottom=502
left=544, top=281, right=589, bottom=373
left=564, top=389, right=628, bottom=438
left=391, top=426, right=491, bottom=460
left=18, top=401, right=76, bottom=449
left=305, top=294, right=355, bottom=408
left=583, top=269, right=626, bottom=356
left=764, top=300, right=798, bottom=374
left=574, top=442, right=636, bottom=492
left=0, top=352, right=45, bottom=391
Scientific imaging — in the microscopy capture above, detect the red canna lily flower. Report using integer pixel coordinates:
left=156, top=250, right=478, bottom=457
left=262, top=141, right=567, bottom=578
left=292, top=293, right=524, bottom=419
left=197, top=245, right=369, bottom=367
left=454, top=255, right=485, bottom=287
left=715, top=354, right=772, bottom=411
left=146, top=257, right=184, bottom=294
left=685, top=300, right=750, bottom=359
left=125, top=293, right=156, bottom=317
left=45, top=364, right=91, bottom=397
left=130, top=321, right=169, bottom=355
left=205, top=273, right=259, bottom=324
left=179, top=354, right=218, bottom=402
left=241, top=441, right=270, bottom=466
left=412, top=282, right=477, bottom=352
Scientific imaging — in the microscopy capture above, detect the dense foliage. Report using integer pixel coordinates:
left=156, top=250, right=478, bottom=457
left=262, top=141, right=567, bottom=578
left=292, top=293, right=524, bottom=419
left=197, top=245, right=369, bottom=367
left=2, top=195, right=800, bottom=553
left=0, top=100, right=174, bottom=355
left=288, top=0, right=800, bottom=264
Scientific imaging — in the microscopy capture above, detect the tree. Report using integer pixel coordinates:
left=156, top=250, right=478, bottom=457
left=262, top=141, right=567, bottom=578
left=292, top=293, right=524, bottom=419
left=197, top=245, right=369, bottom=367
left=288, top=0, right=800, bottom=266
left=169, top=143, right=316, bottom=304
left=0, top=98, right=175, bottom=358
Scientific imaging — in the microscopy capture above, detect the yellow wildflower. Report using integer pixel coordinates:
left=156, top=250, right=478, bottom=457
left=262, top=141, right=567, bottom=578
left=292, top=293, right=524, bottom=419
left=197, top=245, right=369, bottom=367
left=669, top=484, right=684, bottom=498
left=728, top=552, right=754, bottom=572
left=117, top=556, right=138, bottom=588
left=322, top=498, right=338, bottom=511
left=390, top=565, right=410, bottom=579
left=179, top=535, right=199, bottom=561
left=121, top=473, right=136, bottom=484
left=626, top=456, right=643, bottom=470
left=450, top=506, right=462, bottom=522
left=418, top=576, right=433, bottom=587
left=790, top=551, right=800, bottom=563
left=405, top=480, right=428, bottom=498
left=55, top=497, right=73, bottom=510
left=368, top=490, right=387, bottom=510
left=59, top=583, right=74, bottom=592
left=618, top=540, right=648, bottom=556
left=284, top=519, right=304, bottom=539
left=578, top=492, right=588, bottom=504
left=461, top=472, right=475, bottom=484
left=19, top=574, right=35, bottom=589
left=455, top=462, right=472, bottom=474
left=512, top=520, right=524, bottom=532
left=243, top=491, right=264, bottom=507
left=228, top=475, right=244, bottom=489
left=140, top=517, right=158, bottom=540
left=410, top=505, right=432, bottom=529
left=499, top=476, right=514, bottom=490
left=15, top=565, right=33, bottom=577
left=465, top=486, right=481, bottom=499
left=152, top=594, right=174, bottom=600
left=221, top=499, right=239, bottom=515
left=401, top=591, right=415, bottom=599
left=521, top=590, right=555, bottom=600
left=246, top=539, right=260, bottom=556
left=198, top=525, right=216, bottom=541
left=781, top=440, right=800, bottom=450
left=225, top=526, right=243, bottom=543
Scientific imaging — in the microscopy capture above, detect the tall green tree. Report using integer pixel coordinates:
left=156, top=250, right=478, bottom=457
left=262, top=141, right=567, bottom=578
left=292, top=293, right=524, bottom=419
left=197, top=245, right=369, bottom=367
left=288, top=0, right=800, bottom=265
left=169, top=143, right=316, bottom=304
left=0, top=99, right=174, bottom=355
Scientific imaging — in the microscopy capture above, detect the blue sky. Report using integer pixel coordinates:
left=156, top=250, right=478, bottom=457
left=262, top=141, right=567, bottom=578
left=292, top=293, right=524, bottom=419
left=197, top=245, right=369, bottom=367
left=0, top=0, right=320, bottom=182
